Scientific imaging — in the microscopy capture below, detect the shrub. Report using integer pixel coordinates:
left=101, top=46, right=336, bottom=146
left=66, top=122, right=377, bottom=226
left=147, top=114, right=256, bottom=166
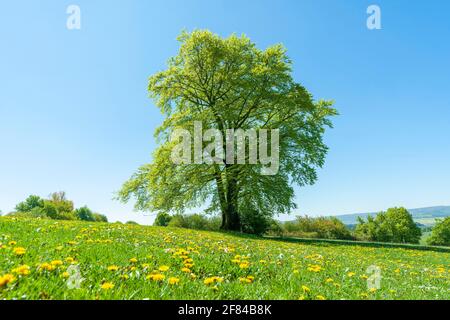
left=167, top=214, right=220, bottom=231
left=154, top=212, right=172, bottom=227
left=280, top=216, right=353, bottom=240
left=93, top=213, right=108, bottom=223
left=427, top=217, right=450, bottom=246
left=355, top=207, right=422, bottom=244
left=74, top=206, right=96, bottom=222
left=15, top=195, right=44, bottom=212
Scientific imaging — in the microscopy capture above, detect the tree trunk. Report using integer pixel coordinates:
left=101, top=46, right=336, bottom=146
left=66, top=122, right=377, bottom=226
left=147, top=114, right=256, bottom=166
left=216, top=165, right=241, bottom=231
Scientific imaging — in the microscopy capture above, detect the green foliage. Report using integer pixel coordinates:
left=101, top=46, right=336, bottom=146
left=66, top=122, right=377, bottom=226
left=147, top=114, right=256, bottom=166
left=167, top=214, right=221, bottom=231
left=280, top=216, right=353, bottom=240
left=93, top=213, right=109, bottom=223
left=118, top=29, right=337, bottom=232
left=74, top=206, right=96, bottom=222
left=15, top=195, right=44, bottom=212
left=355, top=207, right=422, bottom=244
left=427, top=217, right=450, bottom=246
left=126, top=221, right=139, bottom=225
left=153, top=212, right=172, bottom=227
left=240, top=209, right=274, bottom=236
left=11, top=192, right=108, bottom=223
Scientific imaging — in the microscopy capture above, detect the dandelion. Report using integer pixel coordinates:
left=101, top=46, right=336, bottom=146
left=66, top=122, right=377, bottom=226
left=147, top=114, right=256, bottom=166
left=347, top=272, right=356, bottom=277
left=204, top=277, right=223, bottom=286
left=0, top=274, right=15, bottom=287
left=181, top=267, right=191, bottom=273
left=62, top=272, right=70, bottom=278
left=101, top=282, right=114, bottom=290
left=39, top=263, right=55, bottom=272
left=147, top=274, right=165, bottom=282
left=8, top=241, right=17, bottom=246
left=316, top=295, right=326, bottom=300
left=65, top=257, right=75, bottom=264
left=369, top=288, right=377, bottom=293
left=239, top=262, right=250, bottom=269
left=168, top=277, right=180, bottom=285
left=107, top=265, right=119, bottom=272
left=302, top=285, right=311, bottom=293
left=12, top=265, right=30, bottom=276
left=120, top=274, right=129, bottom=280
left=51, top=260, right=63, bottom=267
left=13, top=247, right=26, bottom=256
left=158, top=265, right=170, bottom=272
left=129, top=257, right=138, bottom=264
left=307, top=265, right=322, bottom=273
left=325, top=278, right=334, bottom=283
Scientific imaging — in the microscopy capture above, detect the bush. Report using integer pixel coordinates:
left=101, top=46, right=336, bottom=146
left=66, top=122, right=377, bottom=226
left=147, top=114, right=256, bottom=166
left=240, top=209, right=274, bottom=236
left=15, top=195, right=44, bottom=213
left=167, top=214, right=220, bottom=231
left=427, top=217, right=450, bottom=246
left=74, top=206, right=96, bottom=222
left=93, top=213, right=108, bottom=223
left=154, top=212, right=172, bottom=227
left=355, top=207, right=422, bottom=244
left=279, top=216, right=353, bottom=240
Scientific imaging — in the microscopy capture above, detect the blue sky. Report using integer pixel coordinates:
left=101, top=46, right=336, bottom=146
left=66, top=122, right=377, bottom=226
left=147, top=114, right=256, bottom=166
left=1, top=0, right=449, bottom=224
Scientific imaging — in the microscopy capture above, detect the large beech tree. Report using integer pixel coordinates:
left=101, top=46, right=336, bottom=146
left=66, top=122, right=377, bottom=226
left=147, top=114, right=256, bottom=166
left=118, top=30, right=337, bottom=231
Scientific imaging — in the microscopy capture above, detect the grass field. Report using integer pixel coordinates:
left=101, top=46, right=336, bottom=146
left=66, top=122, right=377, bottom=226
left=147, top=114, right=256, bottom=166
left=0, top=217, right=449, bottom=300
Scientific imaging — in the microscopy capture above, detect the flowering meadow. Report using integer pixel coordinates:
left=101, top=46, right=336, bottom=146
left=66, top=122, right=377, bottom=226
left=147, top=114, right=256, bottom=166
left=0, top=217, right=448, bottom=300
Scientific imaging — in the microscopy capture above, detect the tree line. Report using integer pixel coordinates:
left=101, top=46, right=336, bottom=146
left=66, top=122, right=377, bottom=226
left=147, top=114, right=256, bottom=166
left=153, top=207, right=450, bottom=246
left=6, top=192, right=108, bottom=223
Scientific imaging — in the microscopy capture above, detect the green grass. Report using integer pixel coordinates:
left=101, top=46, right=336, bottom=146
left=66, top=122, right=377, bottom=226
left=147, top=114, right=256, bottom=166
left=0, top=217, right=449, bottom=300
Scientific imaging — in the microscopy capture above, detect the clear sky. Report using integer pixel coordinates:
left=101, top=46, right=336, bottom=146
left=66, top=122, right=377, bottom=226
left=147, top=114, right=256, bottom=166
left=1, top=0, right=449, bottom=224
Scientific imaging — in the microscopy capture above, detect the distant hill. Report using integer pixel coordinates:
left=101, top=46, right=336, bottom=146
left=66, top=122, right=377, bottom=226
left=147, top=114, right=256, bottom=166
left=334, top=206, right=450, bottom=227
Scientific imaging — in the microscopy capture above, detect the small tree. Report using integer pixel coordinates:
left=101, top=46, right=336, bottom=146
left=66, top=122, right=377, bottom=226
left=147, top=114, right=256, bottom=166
left=427, top=217, right=450, bottom=246
left=15, top=195, right=44, bottom=212
left=74, top=206, right=95, bottom=221
left=153, top=212, right=172, bottom=227
left=355, top=207, right=421, bottom=244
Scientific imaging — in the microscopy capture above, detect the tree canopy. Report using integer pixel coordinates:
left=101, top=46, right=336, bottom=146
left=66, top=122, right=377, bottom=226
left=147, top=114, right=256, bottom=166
left=118, top=30, right=337, bottom=231
left=355, top=207, right=422, bottom=244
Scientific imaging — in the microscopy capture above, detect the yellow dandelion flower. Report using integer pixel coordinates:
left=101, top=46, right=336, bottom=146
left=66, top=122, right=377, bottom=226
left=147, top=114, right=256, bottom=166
left=101, top=282, right=114, bottom=290
left=0, top=274, right=15, bottom=287
left=168, top=277, right=180, bottom=285
left=107, top=265, right=119, bottom=272
left=51, top=260, right=63, bottom=267
left=12, top=265, right=30, bottom=276
left=8, top=241, right=17, bottom=246
left=239, top=262, right=250, bottom=269
left=147, top=273, right=165, bottom=282
left=347, top=272, right=356, bottom=277
left=369, top=287, right=377, bottom=293
left=316, top=295, right=326, bottom=300
left=158, top=265, right=170, bottom=272
left=302, top=285, right=311, bottom=293
left=65, top=257, right=75, bottom=264
left=129, top=258, right=138, bottom=263
left=181, top=267, right=191, bottom=273
left=325, top=278, right=334, bottom=283
left=13, top=247, right=26, bottom=256
left=62, top=272, right=70, bottom=278
left=39, top=263, right=55, bottom=272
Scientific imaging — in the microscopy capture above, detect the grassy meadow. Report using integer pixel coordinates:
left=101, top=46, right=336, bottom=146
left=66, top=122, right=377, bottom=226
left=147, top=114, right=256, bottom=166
left=0, top=217, right=449, bottom=300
